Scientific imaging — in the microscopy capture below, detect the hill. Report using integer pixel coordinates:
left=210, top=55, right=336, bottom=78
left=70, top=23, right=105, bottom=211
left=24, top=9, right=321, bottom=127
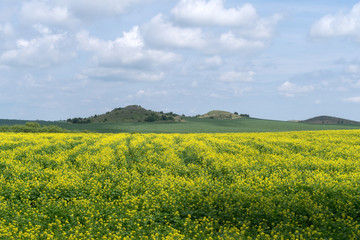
left=301, top=115, right=360, bottom=125
left=67, top=105, right=183, bottom=123
left=197, top=110, right=249, bottom=119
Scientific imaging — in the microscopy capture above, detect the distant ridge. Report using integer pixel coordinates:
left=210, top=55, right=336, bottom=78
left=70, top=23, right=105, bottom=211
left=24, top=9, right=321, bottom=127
left=197, top=110, right=249, bottom=119
left=301, top=115, right=360, bottom=125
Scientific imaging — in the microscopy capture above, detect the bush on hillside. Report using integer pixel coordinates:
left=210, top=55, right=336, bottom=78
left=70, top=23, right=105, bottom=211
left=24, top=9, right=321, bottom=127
left=144, top=113, right=159, bottom=122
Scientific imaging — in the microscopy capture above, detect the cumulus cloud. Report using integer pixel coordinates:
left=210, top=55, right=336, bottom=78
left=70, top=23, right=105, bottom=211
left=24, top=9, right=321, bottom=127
left=310, top=2, right=360, bottom=39
left=143, top=14, right=269, bottom=53
left=0, top=28, right=74, bottom=68
left=278, top=81, right=314, bottom=97
left=142, top=14, right=206, bottom=49
left=172, top=0, right=258, bottom=26
left=220, top=71, right=255, bottom=82
left=77, top=26, right=179, bottom=67
left=171, top=0, right=281, bottom=38
left=77, top=26, right=179, bottom=81
left=142, top=17, right=273, bottom=53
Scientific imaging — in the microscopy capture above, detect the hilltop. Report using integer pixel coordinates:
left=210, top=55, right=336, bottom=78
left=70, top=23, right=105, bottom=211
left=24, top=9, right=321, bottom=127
left=197, top=110, right=249, bottom=119
left=67, top=105, right=183, bottom=123
left=301, top=115, right=360, bottom=125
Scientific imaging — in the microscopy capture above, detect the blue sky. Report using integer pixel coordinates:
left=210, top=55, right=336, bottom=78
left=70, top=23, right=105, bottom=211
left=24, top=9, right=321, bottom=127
left=1, top=0, right=360, bottom=121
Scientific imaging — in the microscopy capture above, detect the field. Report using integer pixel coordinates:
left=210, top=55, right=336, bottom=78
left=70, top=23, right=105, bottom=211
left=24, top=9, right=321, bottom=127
left=45, top=118, right=360, bottom=133
left=2, top=118, right=360, bottom=133
left=1, top=130, right=360, bottom=239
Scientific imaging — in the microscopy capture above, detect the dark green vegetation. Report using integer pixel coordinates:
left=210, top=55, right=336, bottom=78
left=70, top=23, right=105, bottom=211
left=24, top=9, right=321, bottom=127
left=66, top=105, right=182, bottom=123
left=197, top=110, right=249, bottom=119
left=302, top=115, right=360, bottom=125
left=0, top=122, right=73, bottom=133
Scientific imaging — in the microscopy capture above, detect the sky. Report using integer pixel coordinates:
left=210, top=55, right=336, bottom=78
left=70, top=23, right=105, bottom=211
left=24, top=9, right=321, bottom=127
left=1, top=0, right=360, bottom=121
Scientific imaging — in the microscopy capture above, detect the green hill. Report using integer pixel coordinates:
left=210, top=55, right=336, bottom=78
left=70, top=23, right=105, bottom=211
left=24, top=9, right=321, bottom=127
left=197, top=110, right=249, bottom=119
left=301, top=115, right=360, bottom=125
left=67, top=105, right=182, bottom=123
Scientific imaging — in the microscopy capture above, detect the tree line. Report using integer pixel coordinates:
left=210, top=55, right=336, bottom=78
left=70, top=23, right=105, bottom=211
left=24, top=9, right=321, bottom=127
left=0, top=122, right=73, bottom=133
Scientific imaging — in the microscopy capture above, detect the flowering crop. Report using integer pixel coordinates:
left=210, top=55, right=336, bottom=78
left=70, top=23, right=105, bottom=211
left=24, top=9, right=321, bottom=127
left=1, top=130, right=360, bottom=239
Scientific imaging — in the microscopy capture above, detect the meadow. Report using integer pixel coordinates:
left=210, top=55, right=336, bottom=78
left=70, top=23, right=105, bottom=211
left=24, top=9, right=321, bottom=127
left=2, top=118, right=360, bottom=133
left=50, top=118, right=360, bottom=133
left=1, top=130, right=360, bottom=239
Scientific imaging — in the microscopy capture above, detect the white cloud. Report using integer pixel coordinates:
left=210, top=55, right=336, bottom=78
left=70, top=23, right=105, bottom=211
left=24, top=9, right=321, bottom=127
left=0, top=29, right=74, bottom=68
left=311, top=2, right=360, bottom=39
left=142, top=14, right=206, bottom=49
left=220, top=71, right=255, bottom=82
left=278, top=81, right=314, bottom=97
left=344, top=96, right=360, bottom=103
left=239, top=14, right=282, bottom=39
left=171, top=0, right=281, bottom=41
left=21, top=1, right=69, bottom=24
left=172, top=0, right=258, bottom=26
left=219, top=31, right=266, bottom=51
left=77, top=26, right=146, bottom=66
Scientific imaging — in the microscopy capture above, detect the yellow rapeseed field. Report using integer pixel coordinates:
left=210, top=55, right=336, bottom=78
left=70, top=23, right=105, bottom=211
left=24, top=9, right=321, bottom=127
left=0, top=130, right=360, bottom=239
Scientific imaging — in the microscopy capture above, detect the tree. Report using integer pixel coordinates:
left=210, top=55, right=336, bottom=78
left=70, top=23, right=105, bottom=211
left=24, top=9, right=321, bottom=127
left=25, top=122, right=41, bottom=128
left=145, top=113, right=159, bottom=122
